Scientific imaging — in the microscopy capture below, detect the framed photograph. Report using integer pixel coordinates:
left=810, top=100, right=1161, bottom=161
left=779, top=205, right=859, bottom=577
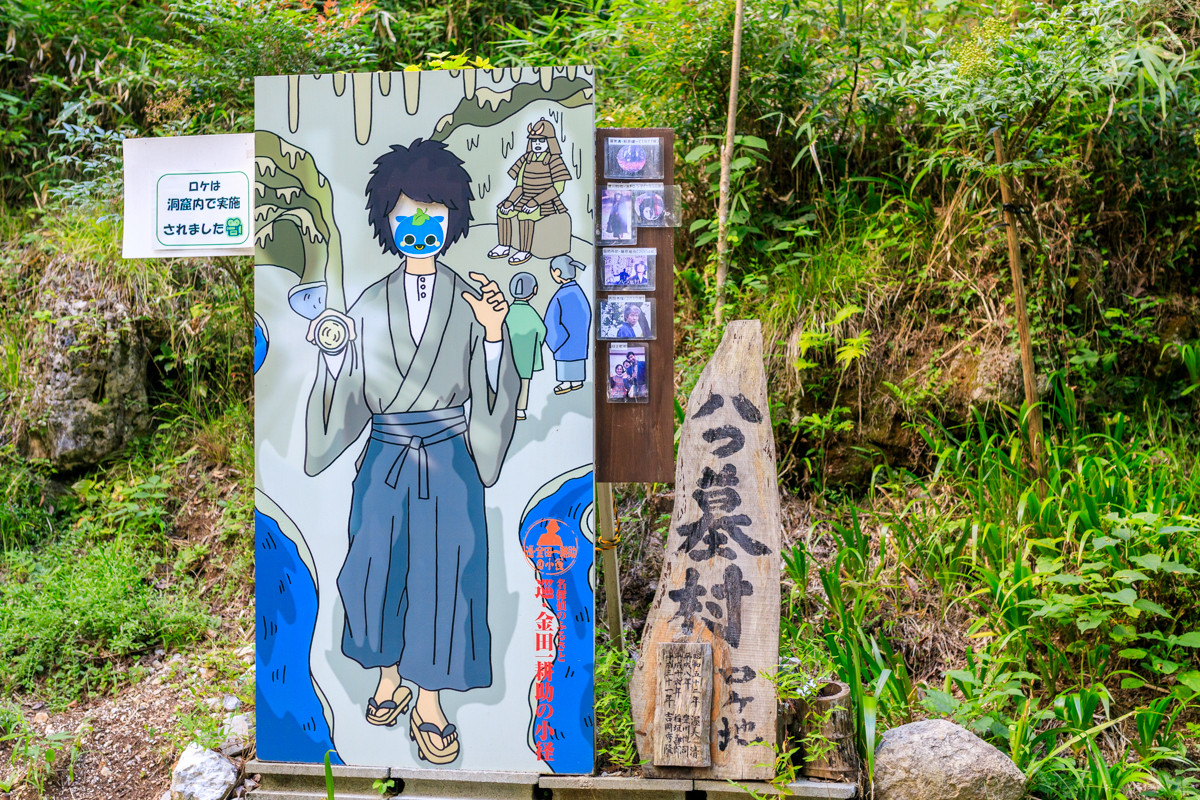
left=598, top=186, right=636, bottom=245
left=604, top=137, right=664, bottom=180
left=632, top=184, right=681, bottom=227
left=606, top=343, right=649, bottom=403
left=597, top=295, right=655, bottom=340
left=601, top=248, right=656, bottom=290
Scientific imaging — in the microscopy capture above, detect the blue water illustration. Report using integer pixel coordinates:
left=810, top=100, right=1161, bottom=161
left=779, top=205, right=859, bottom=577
left=255, top=509, right=341, bottom=764
left=520, top=472, right=595, bottom=774
left=253, top=315, right=269, bottom=374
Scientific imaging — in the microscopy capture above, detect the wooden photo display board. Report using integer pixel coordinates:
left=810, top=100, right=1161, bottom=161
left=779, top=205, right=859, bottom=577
left=594, top=128, right=674, bottom=483
left=630, top=321, right=782, bottom=780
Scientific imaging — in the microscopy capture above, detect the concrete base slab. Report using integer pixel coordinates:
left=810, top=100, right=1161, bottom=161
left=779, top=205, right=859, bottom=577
left=246, top=760, right=856, bottom=800
left=695, top=779, right=857, bottom=799
left=247, top=760, right=390, bottom=779
left=540, top=775, right=692, bottom=800
left=251, top=792, right=385, bottom=800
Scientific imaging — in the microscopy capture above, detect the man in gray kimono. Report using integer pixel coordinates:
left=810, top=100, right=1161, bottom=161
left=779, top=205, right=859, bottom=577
left=302, top=139, right=519, bottom=765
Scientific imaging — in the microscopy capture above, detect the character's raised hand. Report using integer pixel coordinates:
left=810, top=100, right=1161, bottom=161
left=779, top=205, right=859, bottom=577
left=462, top=271, right=508, bottom=342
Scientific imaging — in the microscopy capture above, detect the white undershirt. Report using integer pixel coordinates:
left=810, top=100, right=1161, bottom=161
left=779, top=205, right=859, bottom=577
left=324, top=271, right=501, bottom=391
left=404, top=272, right=434, bottom=345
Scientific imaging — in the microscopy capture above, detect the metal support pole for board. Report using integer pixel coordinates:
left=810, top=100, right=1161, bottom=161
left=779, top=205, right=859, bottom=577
left=596, top=482, right=625, bottom=651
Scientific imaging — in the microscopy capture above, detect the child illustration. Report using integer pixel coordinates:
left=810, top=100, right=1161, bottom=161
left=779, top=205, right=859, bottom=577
left=506, top=272, right=547, bottom=420
left=302, top=138, right=519, bottom=766
left=544, top=255, right=591, bottom=395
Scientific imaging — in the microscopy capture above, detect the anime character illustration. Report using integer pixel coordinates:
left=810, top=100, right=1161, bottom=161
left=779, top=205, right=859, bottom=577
left=489, top=118, right=572, bottom=266
left=544, top=255, right=591, bottom=395
left=254, top=67, right=597, bottom=775
left=506, top=271, right=547, bottom=420
left=617, top=302, right=651, bottom=339
left=302, top=139, right=518, bottom=765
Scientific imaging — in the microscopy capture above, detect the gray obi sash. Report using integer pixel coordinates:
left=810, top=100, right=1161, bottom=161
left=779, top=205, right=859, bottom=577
left=371, top=407, right=469, bottom=499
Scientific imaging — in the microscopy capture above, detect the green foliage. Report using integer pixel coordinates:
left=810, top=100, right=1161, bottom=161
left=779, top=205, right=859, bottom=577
left=0, top=532, right=213, bottom=701
left=594, top=638, right=640, bottom=771
left=0, top=449, right=60, bottom=552
left=0, top=452, right=216, bottom=703
left=0, top=0, right=167, bottom=204
left=0, top=712, right=88, bottom=795
left=153, top=0, right=380, bottom=133
left=0, top=0, right=1197, bottom=793
left=878, top=0, right=1154, bottom=167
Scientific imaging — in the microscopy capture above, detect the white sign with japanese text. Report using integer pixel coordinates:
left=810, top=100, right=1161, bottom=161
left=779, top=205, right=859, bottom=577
left=156, top=172, right=250, bottom=248
left=123, top=134, right=255, bottom=258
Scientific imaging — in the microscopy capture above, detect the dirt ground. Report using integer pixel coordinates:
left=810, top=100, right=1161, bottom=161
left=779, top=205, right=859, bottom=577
left=0, top=639, right=257, bottom=800
left=0, top=460, right=259, bottom=800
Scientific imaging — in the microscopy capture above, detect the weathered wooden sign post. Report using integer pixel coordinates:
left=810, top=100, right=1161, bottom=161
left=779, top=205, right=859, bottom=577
left=630, top=320, right=782, bottom=780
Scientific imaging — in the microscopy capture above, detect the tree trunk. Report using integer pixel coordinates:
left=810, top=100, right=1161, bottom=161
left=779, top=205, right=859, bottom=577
left=992, top=128, right=1046, bottom=498
left=714, top=0, right=746, bottom=326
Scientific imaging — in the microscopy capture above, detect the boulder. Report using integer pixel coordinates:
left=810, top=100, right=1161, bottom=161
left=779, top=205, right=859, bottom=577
left=170, top=743, right=238, bottom=800
left=17, top=258, right=151, bottom=470
left=219, top=711, right=255, bottom=757
left=873, top=719, right=1025, bottom=800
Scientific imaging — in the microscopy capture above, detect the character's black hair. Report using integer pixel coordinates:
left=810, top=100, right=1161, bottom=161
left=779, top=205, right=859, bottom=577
left=365, top=139, right=474, bottom=257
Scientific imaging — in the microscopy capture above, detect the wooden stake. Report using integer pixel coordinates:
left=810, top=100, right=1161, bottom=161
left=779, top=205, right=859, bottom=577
left=992, top=129, right=1046, bottom=497
left=714, top=0, right=746, bottom=326
left=597, top=481, right=624, bottom=651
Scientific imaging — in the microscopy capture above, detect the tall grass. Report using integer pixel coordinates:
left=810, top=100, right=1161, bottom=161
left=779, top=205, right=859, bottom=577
left=813, top=380, right=1200, bottom=795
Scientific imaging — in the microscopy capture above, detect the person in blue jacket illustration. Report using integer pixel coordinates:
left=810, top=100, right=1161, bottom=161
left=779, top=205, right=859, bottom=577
left=544, top=255, right=591, bottom=395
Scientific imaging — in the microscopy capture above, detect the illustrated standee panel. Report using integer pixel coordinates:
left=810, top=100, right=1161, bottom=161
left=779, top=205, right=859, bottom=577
left=254, top=68, right=597, bottom=775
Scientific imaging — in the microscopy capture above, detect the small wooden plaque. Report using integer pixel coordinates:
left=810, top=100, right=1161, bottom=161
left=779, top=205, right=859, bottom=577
left=653, top=642, right=713, bottom=767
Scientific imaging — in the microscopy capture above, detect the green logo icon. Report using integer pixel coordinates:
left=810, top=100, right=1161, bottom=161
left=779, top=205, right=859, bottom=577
left=226, top=218, right=244, bottom=237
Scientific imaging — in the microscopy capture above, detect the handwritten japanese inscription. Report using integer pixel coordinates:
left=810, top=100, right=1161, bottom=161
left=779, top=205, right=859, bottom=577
left=654, top=642, right=713, bottom=767
left=630, top=320, right=782, bottom=780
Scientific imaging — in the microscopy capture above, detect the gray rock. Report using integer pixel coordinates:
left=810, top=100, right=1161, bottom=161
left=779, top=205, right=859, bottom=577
left=221, top=694, right=242, bottom=712
left=170, top=743, right=238, bottom=800
left=874, top=719, right=1026, bottom=800
left=219, top=711, right=255, bottom=757
left=221, top=712, right=253, bottom=741
left=17, top=259, right=151, bottom=470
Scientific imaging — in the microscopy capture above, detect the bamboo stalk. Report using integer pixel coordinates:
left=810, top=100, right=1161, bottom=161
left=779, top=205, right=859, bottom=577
left=992, top=128, right=1046, bottom=498
left=714, top=0, right=746, bottom=326
left=597, top=482, right=624, bottom=651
